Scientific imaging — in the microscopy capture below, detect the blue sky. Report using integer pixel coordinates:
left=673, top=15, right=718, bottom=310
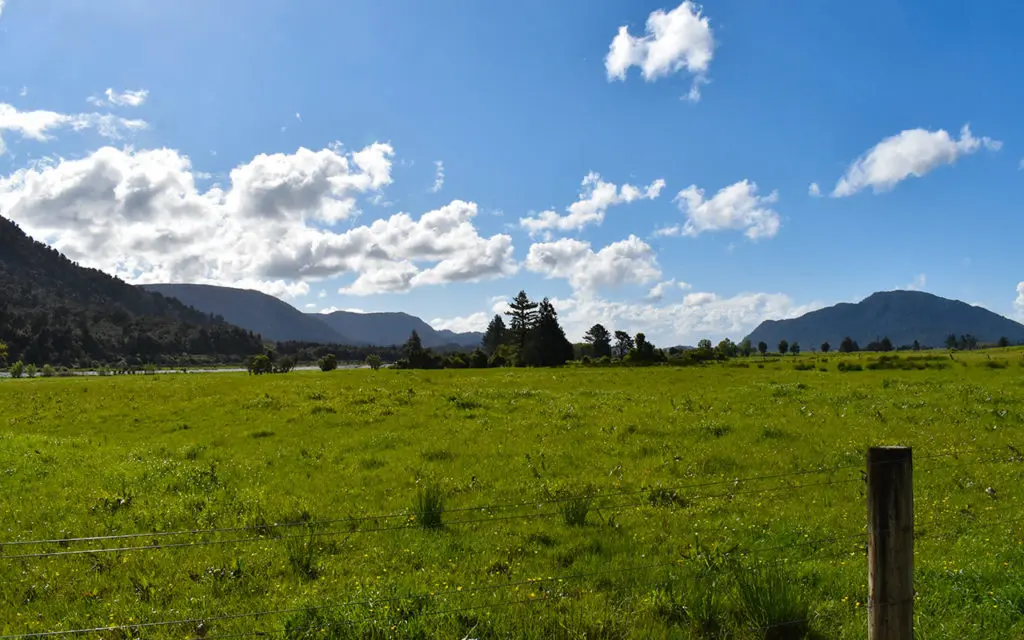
left=1, top=0, right=1023, bottom=344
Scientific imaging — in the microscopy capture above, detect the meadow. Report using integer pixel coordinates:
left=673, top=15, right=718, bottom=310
left=1, top=350, right=1023, bottom=639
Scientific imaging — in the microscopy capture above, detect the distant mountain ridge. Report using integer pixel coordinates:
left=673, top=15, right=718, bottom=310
left=142, top=283, right=483, bottom=348
left=744, top=290, right=1024, bottom=349
left=142, top=284, right=352, bottom=344
left=313, top=309, right=482, bottom=348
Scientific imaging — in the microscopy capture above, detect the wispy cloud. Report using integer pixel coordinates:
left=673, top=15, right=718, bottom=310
left=431, top=160, right=445, bottom=193
left=87, top=88, right=149, bottom=108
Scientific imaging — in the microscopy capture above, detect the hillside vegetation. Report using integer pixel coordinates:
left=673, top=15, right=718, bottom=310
left=0, top=217, right=264, bottom=366
left=1, top=351, right=1023, bottom=638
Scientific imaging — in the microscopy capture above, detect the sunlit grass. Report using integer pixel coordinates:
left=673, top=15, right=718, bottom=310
left=0, top=349, right=1022, bottom=637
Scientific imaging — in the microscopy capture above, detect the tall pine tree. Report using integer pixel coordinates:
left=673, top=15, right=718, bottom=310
left=481, top=314, right=508, bottom=355
left=522, top=298, right=573, bottom=366
left=505, top=290, right=538, bottom=350
left=583, top=324, right=612, bottom=358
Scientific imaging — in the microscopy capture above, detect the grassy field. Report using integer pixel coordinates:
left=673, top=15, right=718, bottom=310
left=1, top=350, right=1023, bottom=639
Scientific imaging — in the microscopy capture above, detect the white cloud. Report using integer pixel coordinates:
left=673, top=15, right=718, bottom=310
left=550, top=291, right=817, bottom=345
left=296, top=113, right=302, bottom=121
left=605, top=1, right=715, bottom=102
left=906, top=273, right=927, bottom=291
left=19, top=86, right=27, bottom=98
left=808, top=182, right=821, bottom=197
left=0, top=103, right=146, bottom=155
left=431, top=160, right=445, bottom=193
left=1015, top=282, right=1024, bottom=320
left=660, top=179, right=781, bottom=240
left=304, top=303, right=316, bottom=309
left=0, top=143, right=516, bottom=298
left=87, top=88, right=149, bottom=108
left=646, top=278, right=691, bottom=301
left=525, top=235, right=660, bottom=293
left=430, top=311, right=490, bottom=334
left=0, top=1, right=5, bottom=19
left=832, top=124, right=1000, bottom=197
left=520, top=172, right=664, bottom=236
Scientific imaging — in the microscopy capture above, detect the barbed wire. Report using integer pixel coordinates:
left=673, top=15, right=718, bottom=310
left=0, top=562, right=678, bottom=639
left=2, top=441, right=1012, bottom=551
left=0, top=476, right=869, bottom=560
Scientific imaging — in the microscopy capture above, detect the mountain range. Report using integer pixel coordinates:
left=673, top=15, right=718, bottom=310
left=141, top=284, right=483, bottom=348
left=744, top=290, right=1024, bottom=349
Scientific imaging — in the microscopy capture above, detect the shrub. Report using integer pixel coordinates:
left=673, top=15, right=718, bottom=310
left=41, top=364, right=55, bottom=377
left=24, top=364, right=37, bottom=378
left=96, top=366, right=110, bottom=376
left=144, top=363, right=157, bottom=375
left=9, top=361, right=24, bottom=378
left=581, top=355, right=592, bottom=365
left=365, top=354, right=383, bottom=371
left=274, top=356, right=296, bottom=374
left=983, top=360, right=1008, bottom=369
left=793, top=362, right=815, bottom=371
left=412, top=483, right=444, bottom=529
left=837, top=361, right=863, bottom=372
left=317, top=354, right=338, bottom=372
left=469, top=349, right=489, bottom=369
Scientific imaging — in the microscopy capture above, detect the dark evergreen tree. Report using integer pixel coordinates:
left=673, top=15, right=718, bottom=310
left=820, top=342, right=831, bottom=353
left=778, top=340, right=789, bottom=355
left=522, top=298, right=573, bottom=366
left=839, top=336, right=859, bottom=353
left=481, top=314, right=508, bottom=355
left=790, top=341, right=800, bottom=355
left=757, top=341, right=768, bottom=357
left=505, top=291, right=538, bottom=350
left=583, top=323, right=613, bottom=359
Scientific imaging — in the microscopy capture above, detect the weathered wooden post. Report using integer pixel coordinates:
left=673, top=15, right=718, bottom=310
left=867, top=446, right=914, bottom=639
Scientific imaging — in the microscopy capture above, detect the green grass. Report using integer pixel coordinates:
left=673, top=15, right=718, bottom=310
left=1, top=349, right=1023, bottom=638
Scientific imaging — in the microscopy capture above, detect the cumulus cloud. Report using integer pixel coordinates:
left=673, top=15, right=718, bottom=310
left=808, top=182, right=821, bottom=197
left=657, top=179, right=781, bottom=240
left=520, top=172, right=664, bottom=236
left=645, top=279, right=691, bottom=301
left=832, top=124, right=1000, bottom=197
left=0, top=144, right=516, bottom=298
left=430, top=311, right=490, bottom=334
left=1015, top=282, right=1024, bottom=319
left=431, top=160, right=445, bottom=193
left=906, top=273, right=927, bottom=291
left=551, top=291, right=816, bottom=345
left=87, top=88, right=149, bottom=108
left=605, top=1, right=715, bottom=101
left=525, top=235, right=660, bottom=293
left=0, top=1, right=5, bottom=19
left=0, top=103, right=146, bottom=155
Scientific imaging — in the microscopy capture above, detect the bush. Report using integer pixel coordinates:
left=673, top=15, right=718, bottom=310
left=837, top=361, right=863, bottom=372
left=469, top=349, right=489, bottom=369
left=581, top=355, right=592, bottom=365
left=365, top=354, right=383, bottom=371
left=274, top=356, right=296, bottom=374
left=317, top=354, right=338, bottom=372
left=144, top=363, right=157, bottom=375
left=24, top=364, right=37, bottom=378
left=793, top=362, right=815, bottom=371
left=41, top=364, right=55, bottom=377
left=9, top=361, right=24, bottom=378
left=412, top=483, right=444, bottom=529
left=96, top=366, right=110, bottom=376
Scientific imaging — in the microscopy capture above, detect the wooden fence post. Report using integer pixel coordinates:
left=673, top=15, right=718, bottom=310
left=867, top=446, right=914, bottom=639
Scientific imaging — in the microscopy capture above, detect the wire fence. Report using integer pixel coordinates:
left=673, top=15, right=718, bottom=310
left=1, top=442, right=1021, bottom=638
